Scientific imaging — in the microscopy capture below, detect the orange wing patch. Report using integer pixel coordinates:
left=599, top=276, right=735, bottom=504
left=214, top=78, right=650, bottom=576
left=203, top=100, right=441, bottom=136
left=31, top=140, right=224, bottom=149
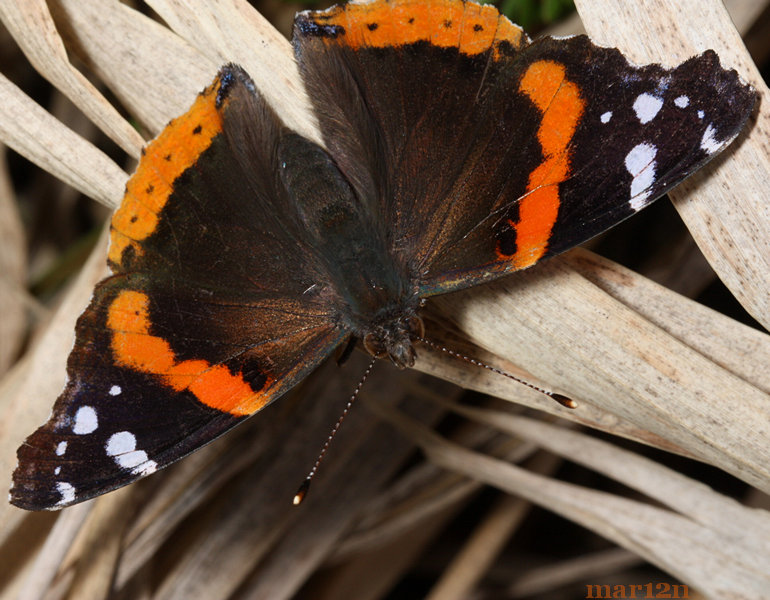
left=501, top=60, right=584, bottom=269
left=108, top=80, right=224, bottom=267
left=107, top=290, right=273, bottom=416
left=307, top=0, right=524, bottom=56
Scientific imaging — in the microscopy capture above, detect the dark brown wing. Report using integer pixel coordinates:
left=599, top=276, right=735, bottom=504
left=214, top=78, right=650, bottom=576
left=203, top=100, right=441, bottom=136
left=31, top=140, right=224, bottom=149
left=294, top=0, right=756, bottom=296
left=11, top=66, right=346, bottom=510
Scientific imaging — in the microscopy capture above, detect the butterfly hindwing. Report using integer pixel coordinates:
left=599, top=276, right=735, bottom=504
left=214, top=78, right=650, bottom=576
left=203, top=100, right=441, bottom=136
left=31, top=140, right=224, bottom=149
left=11, top=67, right=347, bottom=510
left=294, top=0, right=757, bottom=296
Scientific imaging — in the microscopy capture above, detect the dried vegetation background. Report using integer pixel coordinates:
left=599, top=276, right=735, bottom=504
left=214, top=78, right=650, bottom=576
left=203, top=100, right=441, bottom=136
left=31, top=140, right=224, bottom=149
left=0, top=0, right=769, bottom=598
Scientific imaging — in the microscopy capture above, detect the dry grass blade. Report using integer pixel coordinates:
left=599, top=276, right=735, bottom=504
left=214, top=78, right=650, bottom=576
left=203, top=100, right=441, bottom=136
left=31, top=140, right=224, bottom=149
left=575, top=0, right=770, bottom=329
left=0, top=145, right=26, bottom=375
left=49, top=0, right=218, bottom=135
left=0, top=0, right=144, bottom=157
left=565, top=249, right=770, bottom=393
left=0, top=73, right=125, bottom=208
left=428, top=258, right=770, bottom=493
left=443, top=402, right=770, bottom=555
left=424, top=471, right=545, bottom=600
left=147, top=0, right=320, bottom=141
left=59, top=486, right=141, bottom=600
left=369, top=400, right=770, bottom=598
left=15, top=503, right=91, bottom=600
left=506, top=548, right=644, bottom=597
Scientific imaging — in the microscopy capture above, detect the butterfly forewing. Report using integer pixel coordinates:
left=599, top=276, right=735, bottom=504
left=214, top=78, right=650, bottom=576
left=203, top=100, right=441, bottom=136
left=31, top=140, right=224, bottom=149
left=11, top=67, right=346, bottom=510
left=293, top=0, right=757, bottom=296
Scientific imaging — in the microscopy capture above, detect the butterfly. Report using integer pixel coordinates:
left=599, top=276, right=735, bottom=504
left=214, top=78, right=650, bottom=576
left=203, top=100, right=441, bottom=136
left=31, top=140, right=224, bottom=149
left=10, top=0, right=756, bottom=510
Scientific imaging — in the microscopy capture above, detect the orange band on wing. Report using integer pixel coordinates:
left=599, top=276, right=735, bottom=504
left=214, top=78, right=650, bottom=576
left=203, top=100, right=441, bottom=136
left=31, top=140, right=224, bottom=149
left=308, top=0, right=524, bottom=56
left=107, top=290, right=272, bottom=416
left=108, top=79, right=224, bottom=267
left=503, top=60, right=584, bottom=268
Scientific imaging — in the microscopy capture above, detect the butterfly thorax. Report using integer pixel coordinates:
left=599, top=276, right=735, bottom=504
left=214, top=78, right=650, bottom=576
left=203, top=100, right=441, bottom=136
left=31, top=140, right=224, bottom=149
left=280, top=133, right=422, bottom=367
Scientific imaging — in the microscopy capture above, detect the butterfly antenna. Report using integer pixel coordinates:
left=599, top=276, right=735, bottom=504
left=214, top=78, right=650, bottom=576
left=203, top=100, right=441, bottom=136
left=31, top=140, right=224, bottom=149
left=417, top=336, right=576, bottom=409
left=293, top=356, right=377, bottom=506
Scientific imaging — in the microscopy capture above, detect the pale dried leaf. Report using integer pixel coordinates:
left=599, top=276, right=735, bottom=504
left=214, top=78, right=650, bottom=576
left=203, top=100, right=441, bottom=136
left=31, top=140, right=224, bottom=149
left=50, top=0, right=217, bottom=135
left=425, top=487, right=533, bottom=600
left=0, top=74, right=125, bottom=208
left=575, top=0, right=770, bottom=329
left=0, top=0, right=144, bottom=156
left=0, top=146, right=26, bottom=375
left=370, top=401, right=770, bottom=598
left=445, top=403, right=770, bottom=556
left=15, top=503, right=91, bottom=600
left=507, top=548, right=643, bottom=597
left=429, top=260, right=770, bottom=493
left=147, top=0, right=320, bottom=142
left=565, top=249, right=770, bottom=393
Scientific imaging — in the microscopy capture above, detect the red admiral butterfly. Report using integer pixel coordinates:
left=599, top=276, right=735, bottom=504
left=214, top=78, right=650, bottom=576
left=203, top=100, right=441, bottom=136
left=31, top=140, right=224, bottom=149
left=10, top=0, right=756, bottom=510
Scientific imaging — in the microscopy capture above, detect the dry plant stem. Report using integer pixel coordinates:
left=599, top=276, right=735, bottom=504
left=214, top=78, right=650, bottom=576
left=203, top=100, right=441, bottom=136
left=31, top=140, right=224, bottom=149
left=146, top=0, right=321, bottom=142
left=310, top=498, right=466, bottom=600
left=16, top=503, right=92, bottom=600
left=369, top=401, right=770, bottom=598
left=575, top=0, right=770, bottom=330
left=430, top=259, right=770, bottom=495
left=425, top=456, right=557, bottom=600
left=0, top=0, right=144, bottom=156
left=333, top=419, right=539, bottom=561
left=0, top=73, right=125, bottom=208
left=0, top=146, right=26, bottom=374
left=438, top=402, right=770, bottom=555
left=564, top=249, right=770, bottom=394
left=507, top=548, right=644, bottom=597
left=49, top=0, right=219, bottom=133
left=59, top=486, right=138, bottom=600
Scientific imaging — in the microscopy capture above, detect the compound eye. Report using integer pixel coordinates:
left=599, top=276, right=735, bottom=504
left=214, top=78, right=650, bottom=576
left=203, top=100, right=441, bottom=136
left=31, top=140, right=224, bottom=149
left=406, top=315, right=425, bottom=339
left=363, top=332, right=388, bottom=358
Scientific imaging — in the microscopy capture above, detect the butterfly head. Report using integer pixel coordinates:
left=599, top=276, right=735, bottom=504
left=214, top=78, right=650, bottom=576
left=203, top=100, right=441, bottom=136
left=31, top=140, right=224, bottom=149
left=362, top=313, right=425, bottom=369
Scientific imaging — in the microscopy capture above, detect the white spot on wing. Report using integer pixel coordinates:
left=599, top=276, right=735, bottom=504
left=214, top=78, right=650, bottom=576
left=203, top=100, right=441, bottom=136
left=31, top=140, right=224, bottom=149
left=106, top=431, right=158, bottom=475
left=697, top=110, right=705, bottom=119
left=55, top=441, right=68, bottom=456
left=72, top=406, right=98, bottom=434
left=624, top=143, right=658, bottom=211
left=55, top=482, right=75, bottom=506
left=633, top=93, right=663, bottom=124
left=117, top=451, right=150, bottom=469
left=700, top=123, right=723, bottom=154
left=109, top=385, right=122, bottom=396
left=674, top=95, right=689, bottom=108
left=132, top=460, right=158, bottom=476
left=600, top=111, right=612, bottom=124
left=54, top=466, right=61, bottom=475
left=106, top=431, right=136, bottom=456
